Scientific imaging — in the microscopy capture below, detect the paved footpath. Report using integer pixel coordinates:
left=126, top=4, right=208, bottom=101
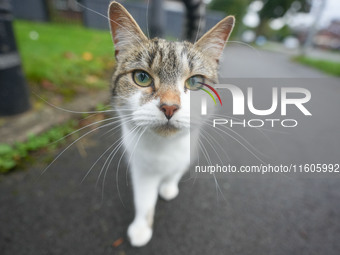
left=1, top=46, right=340, bottom=255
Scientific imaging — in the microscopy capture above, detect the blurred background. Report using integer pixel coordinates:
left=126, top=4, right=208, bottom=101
left=1, top=0, right=339, bottom=116
left=1, top=0, right=340, bottom=254
left=1, top=0, right=339, bottom=115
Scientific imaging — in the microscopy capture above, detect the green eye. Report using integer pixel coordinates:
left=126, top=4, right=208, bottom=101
left=185, top=75, right=204, bottom=91
left=133, top=70, right=153, bottom=87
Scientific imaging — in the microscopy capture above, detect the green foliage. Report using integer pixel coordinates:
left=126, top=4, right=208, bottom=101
left=0, top=121, right=77, bottom=173
left=261, top=23, right=292, bottom=41
left=259, top=0, right=310, bottom=20
left=294, top=56, right=340, bottom=77
left=95, top=103, right=110, bottom=112
left=209, top=0, right=251, bottom=35
left=256, top=0, right=310, bottom=36
left=209, top=0, right=249, bottom=16
left=276, top=25, right=292, bottom=41
left=0, top=145, right=17, bottom=171
left=13, top=21, right=115, bottom=99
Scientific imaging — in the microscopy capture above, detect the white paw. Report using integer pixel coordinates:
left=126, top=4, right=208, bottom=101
left=127, top=222, right=152, bottom=247
left=159, top=183, right=179, bottom=201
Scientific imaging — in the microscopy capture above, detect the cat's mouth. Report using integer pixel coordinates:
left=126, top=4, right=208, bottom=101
left=152, top=122, right=180, bottom=136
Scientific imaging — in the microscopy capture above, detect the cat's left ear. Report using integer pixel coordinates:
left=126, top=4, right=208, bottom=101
left=108, top=2, right=147, bottom=59
left=194, top=16, right=235, bottom=63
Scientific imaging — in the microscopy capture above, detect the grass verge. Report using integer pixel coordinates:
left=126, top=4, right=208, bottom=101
left=0, top=121, right=77, bottom=173
left=14, top=20, right=115, bottom=102
left=0, top=22, right=116, bottom=173
left=0, top=105, right=111, bottom=174
left=293, top=56, right=340, bottom=77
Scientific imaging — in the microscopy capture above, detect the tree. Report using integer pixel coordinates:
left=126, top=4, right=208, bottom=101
left=259, top=0, right=311, bottom=20
left=209, top=0, right=251, bottom=35
left=257, top=0, right=311, bottom=35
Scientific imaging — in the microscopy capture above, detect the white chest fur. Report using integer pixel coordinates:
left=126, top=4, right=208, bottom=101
left=121, top=122, right=191, bottom=176
left=119, top=120, right=193, bottom=246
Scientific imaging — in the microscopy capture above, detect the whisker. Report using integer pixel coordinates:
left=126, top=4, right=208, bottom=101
left=114, top=125, right=142, bottom=206
left=194, top=10, right=203, bottom=43
left=39, top=121, right=116, bottom=177
left=49, top=115, right=125, bottom=146
left=145, top=0, right=150, bottom=39
left=98, top=115, right=134, bottom=138
left=32, top=91, right=114, bottom=114
left=200, top=117, right=268, bottom=161
left=80, top=118, right=135, bottom=184
left=95, top=120, right=138, bottom=188
left=197, top=138, right=226, bottom=201
left=125, top=126, right=148, bottom=186
left=76, top=1, right=149, bottom=53
left=100, top=125, right=142, bottom=203
left=228, top=41, right=262, bottom=57
left=200, top=128, right=230, bottom=163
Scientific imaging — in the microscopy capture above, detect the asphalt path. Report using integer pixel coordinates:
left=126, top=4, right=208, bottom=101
left=1, top=46, right=340, bottom=255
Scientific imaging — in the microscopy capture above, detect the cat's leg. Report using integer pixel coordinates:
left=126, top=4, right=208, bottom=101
left=128, top=170, right=160, bottom=247
left=159, top=169, right=186, bottom=201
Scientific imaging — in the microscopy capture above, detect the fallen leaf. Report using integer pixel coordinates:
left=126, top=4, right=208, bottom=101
left=112, top=238, right=124, bottom=248
left=82, top=52, right=93, bottom=61
left=41, top=79, right=56, bottom=91
left=85, top=75, right=99, bottom=84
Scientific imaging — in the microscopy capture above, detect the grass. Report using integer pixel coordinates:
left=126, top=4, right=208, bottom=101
left=0, top=120, right=78, bottom=173
left=14, top=20, right=115, bottom=101
left=0, top=22, right=116, bottom=173
left=0, top=104, right=111, bottom=174
left=294, top=56, right=340, bottom=77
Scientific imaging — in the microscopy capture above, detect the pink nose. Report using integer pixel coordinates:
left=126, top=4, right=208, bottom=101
left=160, top=104, right=179, bottom=120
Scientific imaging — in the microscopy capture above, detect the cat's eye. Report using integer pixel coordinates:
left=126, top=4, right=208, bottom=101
left=133, top=70, right=153, bottom=87
left=185, top=75, right=205, bottom=91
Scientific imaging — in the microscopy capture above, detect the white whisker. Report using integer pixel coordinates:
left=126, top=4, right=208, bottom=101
left=39, top=121, right=115, bottom=177
left=76, top=1, right=148, bottom=53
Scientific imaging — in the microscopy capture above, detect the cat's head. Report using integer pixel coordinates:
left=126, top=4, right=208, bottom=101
left=108, top=2, right=234, bottom=136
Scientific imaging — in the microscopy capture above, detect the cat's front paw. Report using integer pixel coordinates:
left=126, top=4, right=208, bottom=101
left=127, top=221, right=152, bottom=247
left=159, top=183, right=179, bottom=201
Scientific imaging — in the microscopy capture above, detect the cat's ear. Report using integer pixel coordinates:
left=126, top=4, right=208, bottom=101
left=108, top=2, right=147, bottom=58
left=194, top=16, right=235, bottom=63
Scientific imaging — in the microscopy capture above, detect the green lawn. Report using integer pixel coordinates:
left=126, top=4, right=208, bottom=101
left=0, top=22, right=115, bottom=173
left=14, top=21, right=115, bottom=100
left=294, top=56, right=340, bottom=77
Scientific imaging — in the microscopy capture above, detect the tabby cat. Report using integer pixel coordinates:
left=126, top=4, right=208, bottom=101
left=108, top=2, right=234, bottom=246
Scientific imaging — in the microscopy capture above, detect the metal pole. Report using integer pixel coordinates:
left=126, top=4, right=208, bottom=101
left=149, top=0, right=165, bottom=38
left=301, top=0, right=326, bottom=55
left=182, top=0, right=206, bottom=42
left=0, top=0, right=30, bottom=116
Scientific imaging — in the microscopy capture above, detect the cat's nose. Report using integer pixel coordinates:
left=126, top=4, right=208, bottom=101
left=160, top=104, right=179, bottom=120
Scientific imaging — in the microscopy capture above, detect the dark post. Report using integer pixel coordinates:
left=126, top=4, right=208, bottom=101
left=182, top=0, right=206, bottom=42
left=0, top=0, right=30, bottom=116
left=149, top=0, right=165, bottom=38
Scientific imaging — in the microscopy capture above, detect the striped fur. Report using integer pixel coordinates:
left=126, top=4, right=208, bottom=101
left=108, top=2, right=234, bottom=247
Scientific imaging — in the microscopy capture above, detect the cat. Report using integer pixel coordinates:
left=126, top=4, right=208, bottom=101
left=108, top=2, right=234, bottom=247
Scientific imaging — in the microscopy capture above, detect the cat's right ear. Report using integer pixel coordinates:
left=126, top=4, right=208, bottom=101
left=108, top=2, right=147, bottom=59
left=194, top=16, right=235, bottom=63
